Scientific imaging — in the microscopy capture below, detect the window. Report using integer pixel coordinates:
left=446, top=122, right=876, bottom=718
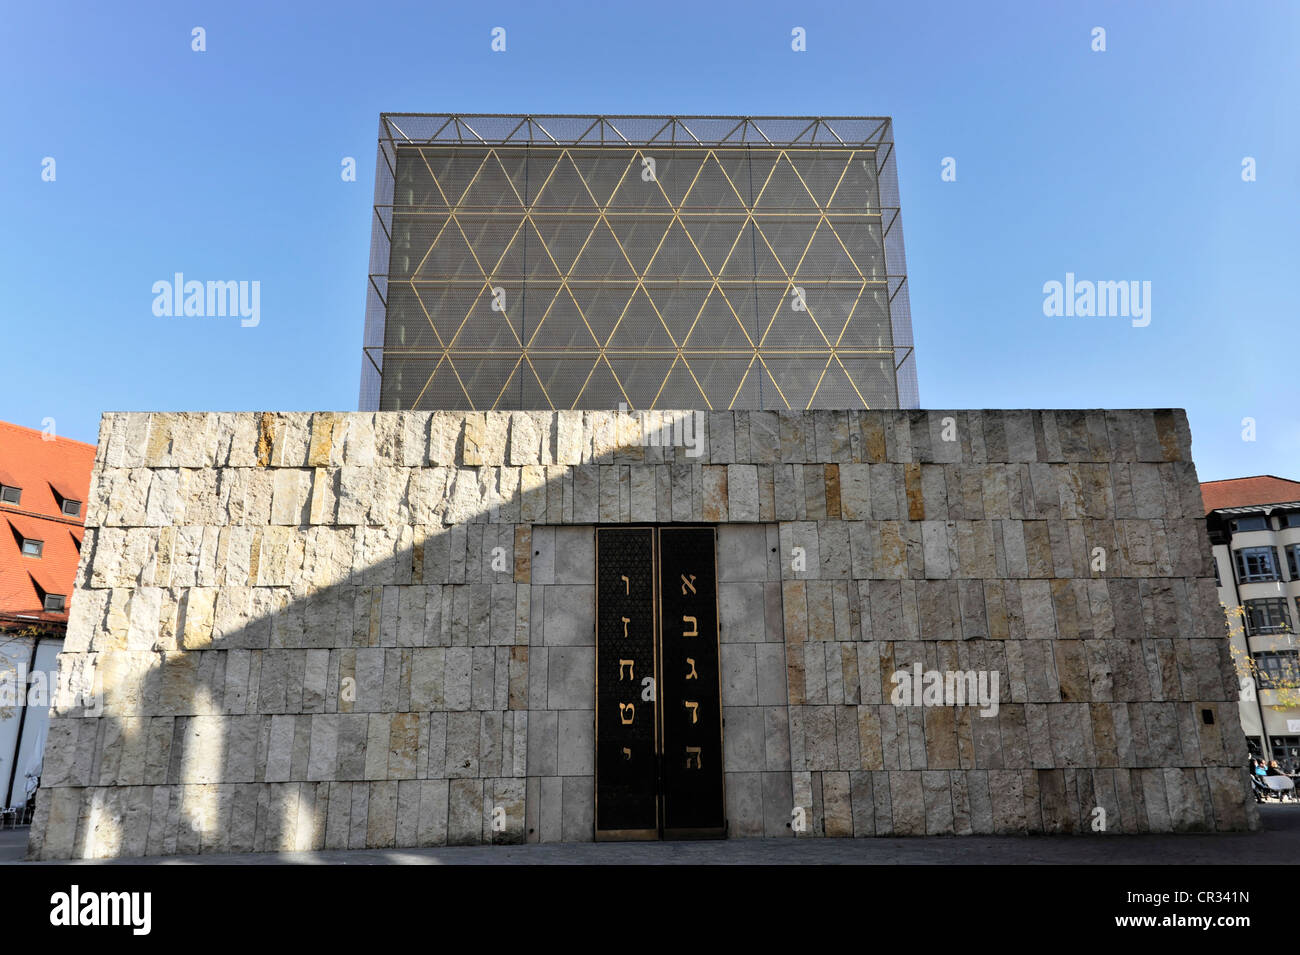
left=1245, top=598, right=1293, bottom=635
left=20, top=538, right=42, bottom=557
left=1254, top=651, right=1300, bottom=688
left=1232, top=515, right=1270, bottom=532
left=1283, top=513, right=1300, bottom=529
left=1236, top=546, right=1281, bottom=583
left=42, top=593, right=65, bottom=612
left=1288, top=544, right=1300, bottom=581
left=61, top=499, right=81, bottom=517
left=1269, top=736, right=1300, bottom=771
left=1214, top=558, right=1221, bottom=586
left=0, top=485, right=19, bottom=504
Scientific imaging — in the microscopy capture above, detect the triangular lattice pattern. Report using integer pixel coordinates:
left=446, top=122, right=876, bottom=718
left=367, top=116, right=914, bottom=411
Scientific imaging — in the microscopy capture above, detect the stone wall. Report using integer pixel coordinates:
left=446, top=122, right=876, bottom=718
left=27, top=409, right=1257, bottom=858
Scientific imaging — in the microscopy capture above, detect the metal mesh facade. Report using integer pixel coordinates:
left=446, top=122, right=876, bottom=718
left=360, top=115, right=918, bottom=411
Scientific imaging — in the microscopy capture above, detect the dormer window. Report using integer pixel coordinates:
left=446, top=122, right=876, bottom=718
left=49, top=484, right=81, bottom=517
left=43, top=593, right=65, bottom=612
left=21, top=538, right=43, bottom=557
left=0, top=485, right=20, bottom=505
left=1231, top=515, right=1269, bottom=533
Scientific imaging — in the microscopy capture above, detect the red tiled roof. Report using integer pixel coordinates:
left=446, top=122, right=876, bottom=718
left=0, top=421, right=95, bottom=628
left=1200, top=475, right=1300, bottom=516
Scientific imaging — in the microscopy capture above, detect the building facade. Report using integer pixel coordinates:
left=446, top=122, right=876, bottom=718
left=25, top=408, right=1255, bottom=858
left=360, top=114, right=918, bottom=413
left=25, top=115, right=1256, bottom=857
left=0, top=420, right=95, bottom=817
left=1203, top=475, right=1300, bottom=767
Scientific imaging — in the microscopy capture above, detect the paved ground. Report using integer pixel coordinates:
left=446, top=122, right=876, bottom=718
left=4, top=803, right=1294, bottom=864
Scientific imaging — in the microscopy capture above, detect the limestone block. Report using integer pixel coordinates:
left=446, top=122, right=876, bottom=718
left=842, top=769, right=873, bottom=836
left=412, top=779, right=449, bottom=847
left=115, top=413, right=154, bottom=470
left=468, top=645, right=494, bottom=710
left=719, top=772, right=760, bottom=838
left=997, top=412, right=1037, bottom=463
left=718, top=583, right=764, bottom=646
left=702, top=466, right=728, bottom=522
left=736, top=640, right=780, bottom=709
left=770, top=465, right=796, bottom=521
left=556, top=776, right=592, bottom=842
left=816, top=522, right=851, bottom=580
left=147, top=413, right=196, bottom=468
left=532, top=776, right=561, bottom=843
left=322, top=783, right=351, bottom=849
left=1206, top=767, right=1255, bottom=831
left=913, top=770, right=952, bottom=834
left=267, top=472, right=308, bottom=530
left=834, top=463, right=869, bottom=520
left=822, top=463, right=842, bottom=519
left=388, top=713, right=419, bottom=779
left=511, top=465, right=541, bottom=523
left=506, top=412, right=544, bottom=466
left=719, top=643, right=758, bottom=706
left=583, top=411, right=614, bottom=463
left=803, top=465, right=827, bottom=520
left=1138, top=768, right=1172, bottom=832
left=727, top=464, right=759, bottom=522
left=92, top=413, right=118, bottom=468
left=885, top=771, right=924, bottom=835
left=541, top=585, right=595, bottom=648
left=717, top=524, right=769, bottom=583
left=456, top=413, right=486, bottom=468
left=556, top=710, right=593, bottom=776
left=547, top=527, right=593, bottom=585
left=546, top=410, right=580, bottom=465
left=748, top=702, right=786, bottom=772
left=611, top=413, right=645, bottom=465
left=438, top=778, right=479, bottom=845
left=773, top=412, right=804, bottom=463
left=547, top=647, right=594, bottom=710
left=745, top=411, right=779, bottom=465
left=791, top=770, right=814, bottom=822
left=1124, top=411, right=1161, bottom=463
left=810, top=771, right=846, bottom=837
left=304, top=412, right=340, bottom=468
left=749, top=771, right=787, bottom=838
left=707, top=412, right=735, bottom=463
left=796, top=705, right=835, bottom=771
left=486, top=778, right=525, bottom=843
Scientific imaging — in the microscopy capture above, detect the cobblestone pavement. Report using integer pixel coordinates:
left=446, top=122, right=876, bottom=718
left=3, top=802, right=1295, bottom=864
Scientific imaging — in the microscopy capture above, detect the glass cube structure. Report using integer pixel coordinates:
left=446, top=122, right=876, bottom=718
left=360, top=115, right=917, bottom=411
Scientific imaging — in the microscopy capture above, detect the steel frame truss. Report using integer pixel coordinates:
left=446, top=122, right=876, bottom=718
left=360, top=115, right=918, bottom=412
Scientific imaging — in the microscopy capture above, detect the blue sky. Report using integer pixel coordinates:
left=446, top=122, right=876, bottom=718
left=1, top=0, right=1295, bottom=482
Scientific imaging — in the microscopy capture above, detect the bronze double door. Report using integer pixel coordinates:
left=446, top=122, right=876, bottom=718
left=594, top=526, right=725, bottom=840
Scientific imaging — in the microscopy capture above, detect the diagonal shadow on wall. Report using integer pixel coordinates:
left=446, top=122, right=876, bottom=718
left=27, top=408, right=1258, bottom=859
